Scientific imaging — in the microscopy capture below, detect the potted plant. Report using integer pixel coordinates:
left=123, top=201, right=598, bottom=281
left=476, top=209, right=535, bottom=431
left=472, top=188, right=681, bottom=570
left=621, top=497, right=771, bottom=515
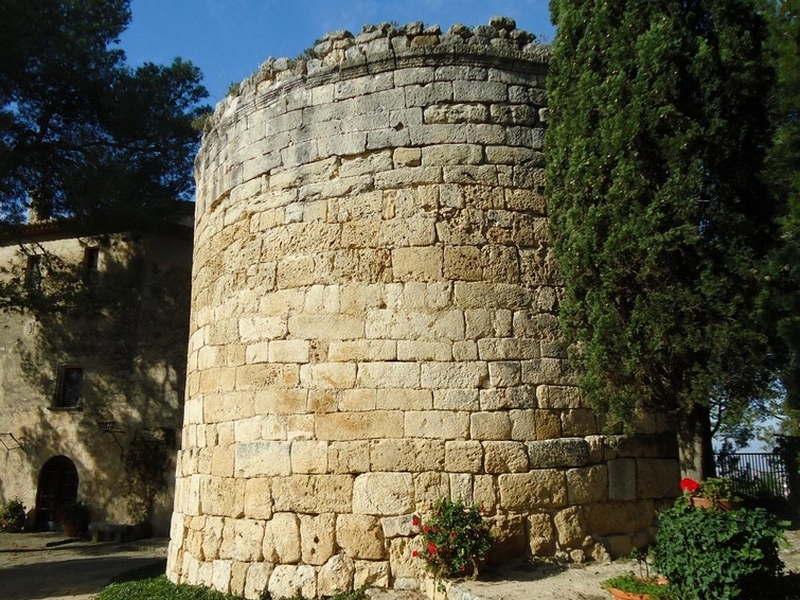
left=60, top=500, right=90, bottom=538
left=603, top=548, right=672, bottom=600
left=604, top=574, right=672, bottom=600
left=0, top=497, right=27, bottom=532
left=650, top=501, right=785, bottom=600
left=679, top=477, right=742, bottom=510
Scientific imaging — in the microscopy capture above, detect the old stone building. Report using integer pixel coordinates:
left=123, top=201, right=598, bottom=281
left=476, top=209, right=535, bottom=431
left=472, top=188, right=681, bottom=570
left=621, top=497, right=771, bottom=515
left=0, top=215, right=192, bottom=535
left=167, top=17, right=680, bottom=599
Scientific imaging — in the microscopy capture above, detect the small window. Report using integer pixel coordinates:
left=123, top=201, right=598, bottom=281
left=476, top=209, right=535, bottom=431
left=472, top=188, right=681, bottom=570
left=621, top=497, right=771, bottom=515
left=84, top=247, right=100, bottom=282
left=26, top=255, right=42, bottom=290
left=55, top=366, right=83, bottom=408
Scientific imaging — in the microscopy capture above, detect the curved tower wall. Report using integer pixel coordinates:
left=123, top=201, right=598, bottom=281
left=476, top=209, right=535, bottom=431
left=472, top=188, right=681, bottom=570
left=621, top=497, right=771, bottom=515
left=169, top=18, right=679, bottom=599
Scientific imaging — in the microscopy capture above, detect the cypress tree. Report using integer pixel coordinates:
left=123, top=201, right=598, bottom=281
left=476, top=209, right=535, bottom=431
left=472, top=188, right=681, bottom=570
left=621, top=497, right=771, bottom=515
left=546, top=0, right=778, bottom=477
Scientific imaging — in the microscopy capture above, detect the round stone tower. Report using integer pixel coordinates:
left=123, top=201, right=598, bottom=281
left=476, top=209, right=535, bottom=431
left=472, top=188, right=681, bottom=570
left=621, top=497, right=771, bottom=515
left=168, top=17, right=679, bottom=599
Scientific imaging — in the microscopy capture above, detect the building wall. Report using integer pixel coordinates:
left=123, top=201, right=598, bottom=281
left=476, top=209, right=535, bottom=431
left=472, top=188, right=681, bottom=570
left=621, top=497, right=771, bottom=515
left=170, top=18, right=679, bottom=599
left=0, top=227, right=192, bottom=535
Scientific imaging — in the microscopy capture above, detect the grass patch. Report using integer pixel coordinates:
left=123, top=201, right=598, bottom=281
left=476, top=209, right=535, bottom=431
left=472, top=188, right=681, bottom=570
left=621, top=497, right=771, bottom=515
left=97, top=574, right=369, bottom=600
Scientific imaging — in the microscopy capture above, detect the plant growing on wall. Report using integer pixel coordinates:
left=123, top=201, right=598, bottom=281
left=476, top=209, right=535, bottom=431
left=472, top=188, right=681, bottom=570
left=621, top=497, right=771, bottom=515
left=546, top=0, right=780, bottom=477
left=124, top=428, right=170, bottom=526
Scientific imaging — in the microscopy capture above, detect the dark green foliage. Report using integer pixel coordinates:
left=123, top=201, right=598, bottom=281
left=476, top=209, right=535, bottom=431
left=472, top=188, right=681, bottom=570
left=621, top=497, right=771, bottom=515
left=546, top=1, right=779, bottom=432
left=762, top=0, right=800, bottom=417
left=97, top=575, right=246, bottom=600
left=603, top=574, right=674, bottom=599
left=0, top=0, right=209, bottom=229
left=650, top=503, right=786, bottom=600
left=98, top=573, right=368, bottom=600
left=0, top=497, right=26, bottom=532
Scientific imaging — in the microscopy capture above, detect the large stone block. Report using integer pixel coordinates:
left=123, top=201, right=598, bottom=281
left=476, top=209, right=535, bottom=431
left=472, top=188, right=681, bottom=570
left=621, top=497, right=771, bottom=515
left=483, top=441, right=529, bottom=474
left=353, top=473, right=414, bottom=515
left=337, top=514, right=387, bottom=559
left=566, top=465, right=608, bottom=505
left=268, top=565, right=316, bottom=600
left=498, top=470, right=567, bottom=510
left=527, top=438, right=590, bottom=469
left=318, top=554, right=356, bottom=596
left=370, top=439, right=445, bottom=472
left=272, top=475, right=354, bottom=513
left=263, top=513, right=301, bottom=563
left=300, top=513, right=337, bottom=565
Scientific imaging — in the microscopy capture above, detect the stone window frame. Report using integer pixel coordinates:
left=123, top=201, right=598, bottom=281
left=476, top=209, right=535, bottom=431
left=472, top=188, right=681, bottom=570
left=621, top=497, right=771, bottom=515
left=52, top=364, right=84, bottom=410
left=25, top=254, right=42, bottom=291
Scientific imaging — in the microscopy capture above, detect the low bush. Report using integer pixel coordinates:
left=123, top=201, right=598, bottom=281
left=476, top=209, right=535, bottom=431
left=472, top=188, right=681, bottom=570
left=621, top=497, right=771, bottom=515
left=650, top=502, right=786, bottom=600
left=98, top=573, right=368, bottom=600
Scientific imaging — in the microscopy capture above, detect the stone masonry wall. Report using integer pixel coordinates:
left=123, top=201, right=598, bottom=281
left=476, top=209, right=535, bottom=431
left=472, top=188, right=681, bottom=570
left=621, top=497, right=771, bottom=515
left=168, top=17, right=679, bottom=599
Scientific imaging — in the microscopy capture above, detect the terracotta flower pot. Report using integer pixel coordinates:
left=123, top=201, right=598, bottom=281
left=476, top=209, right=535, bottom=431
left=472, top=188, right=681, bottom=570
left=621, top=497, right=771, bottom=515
left=689, top=496, right=741, bottom=510
left=62, top=520, right=81, bottom=538
left=608, top=586, right=653, bottom=600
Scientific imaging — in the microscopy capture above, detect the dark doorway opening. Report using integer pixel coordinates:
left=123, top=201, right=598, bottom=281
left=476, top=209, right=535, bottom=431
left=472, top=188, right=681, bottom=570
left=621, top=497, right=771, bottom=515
left=36, top=455, right=78, bottom=530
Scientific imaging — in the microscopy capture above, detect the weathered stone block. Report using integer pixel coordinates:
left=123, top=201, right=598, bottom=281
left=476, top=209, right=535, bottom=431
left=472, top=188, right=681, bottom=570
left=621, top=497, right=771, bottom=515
left=488, top=513, right=526, bottom=564
left=318, top=554, right=356, bottom=596
left=444, top=440, right=483, bottom=473
left=263, top=513, right=301, bottom=563
left=370, top=439, right=445, bottom=472
left=291, top=440, right=329, bottom=474
left=470, top=412, right=512, bottom=440
left=554, top=506, right=588, bottom=548
left=268, top=565, right=316, bottom=600
left=608, top=458, right=637, bottom=501
left=566, top=465, right=608, bottom=505
left=376, top=388, right=433, bottom=412
left=353, top=473, right=414, bottom=515
left=300, top=513, right=336, bottom=565
left=337, top=514, right=386, bottom=559
left=244, top=478, right=273, bottom=519
left=527, top=513, right=555, bottom=556
left=484, top=441, right=529, bottom=473
left=499, top=470, right=567, bottom=510
left=391, top=247, right=443, bottom=281
left=404, top=411, right=469, bottom=439
left=235, top=442, right=291, bottom=477
left=272, top=475, right=354, bottom=513
left=316, top=411, right=404, bottom=441
left=527, top=438, right=590, bottom=468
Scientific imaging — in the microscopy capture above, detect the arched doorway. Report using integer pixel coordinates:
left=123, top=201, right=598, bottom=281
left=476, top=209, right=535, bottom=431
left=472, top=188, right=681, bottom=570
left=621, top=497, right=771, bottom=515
left=36, top=455, right=78, bottom=530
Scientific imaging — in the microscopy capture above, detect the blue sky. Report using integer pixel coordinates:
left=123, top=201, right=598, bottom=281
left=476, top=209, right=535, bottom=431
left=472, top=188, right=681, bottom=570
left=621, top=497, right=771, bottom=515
left=119, top=0, right=555, bottom=106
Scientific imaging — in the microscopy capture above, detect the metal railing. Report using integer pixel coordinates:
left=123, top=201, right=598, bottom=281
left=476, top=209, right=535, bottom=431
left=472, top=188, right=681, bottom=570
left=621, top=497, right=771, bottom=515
left=716, top=452, right=789, bottom=499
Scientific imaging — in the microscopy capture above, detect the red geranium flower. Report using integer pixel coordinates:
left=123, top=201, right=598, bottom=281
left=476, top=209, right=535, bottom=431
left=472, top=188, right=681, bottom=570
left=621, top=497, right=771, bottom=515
left=428, top=541, right=437, bottom=555
left=412, top=550, right=419, bottom=557
left=423, top=525, right=430, bottom=533
left=680, top=478, right=701, bottom=494
left=412, top=516, right=421, bottom=527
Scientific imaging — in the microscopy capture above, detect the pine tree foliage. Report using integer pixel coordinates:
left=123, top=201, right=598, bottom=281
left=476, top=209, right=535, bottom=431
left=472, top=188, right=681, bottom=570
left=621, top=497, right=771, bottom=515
left=546, top=0, right=779, bottom=430
left=763, top=0, right=800, bottom=413
left=0, top=0, right=209, bottom=229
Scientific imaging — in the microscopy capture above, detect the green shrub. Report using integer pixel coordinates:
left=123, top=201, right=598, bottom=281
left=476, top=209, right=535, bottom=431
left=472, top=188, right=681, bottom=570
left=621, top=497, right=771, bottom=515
left=650, top=503, right=785, bottom=600
left=98, top=575, right=245, bottom=600
left=413, top=498, right=493, bottom=583
left=0, top=497, right=26, bottom=532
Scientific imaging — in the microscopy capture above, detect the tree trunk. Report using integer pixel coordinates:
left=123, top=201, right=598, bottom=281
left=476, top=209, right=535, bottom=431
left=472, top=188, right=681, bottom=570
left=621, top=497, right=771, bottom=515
left=677, top=404, right=716, bottom=480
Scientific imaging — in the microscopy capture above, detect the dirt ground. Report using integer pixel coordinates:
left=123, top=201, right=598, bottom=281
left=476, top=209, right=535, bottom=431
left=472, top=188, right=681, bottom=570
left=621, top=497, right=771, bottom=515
left=0, top=529, right=798, bottom=600
left=450, top=528, right=800, bottom=600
